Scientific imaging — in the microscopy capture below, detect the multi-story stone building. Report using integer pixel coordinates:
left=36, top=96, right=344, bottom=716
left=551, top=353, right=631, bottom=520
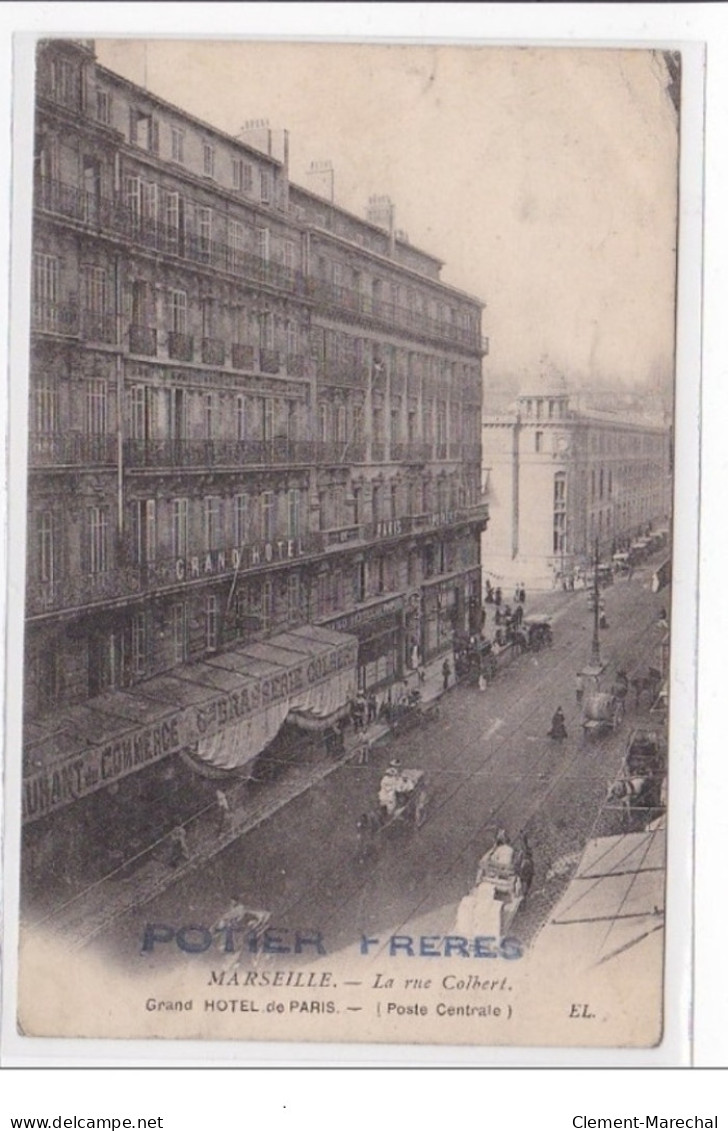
left=23, top=40, right=487, bottom=848
left=481, top=380, right=671, bottom=591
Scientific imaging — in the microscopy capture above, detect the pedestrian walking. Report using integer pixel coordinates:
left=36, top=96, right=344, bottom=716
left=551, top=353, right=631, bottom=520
left=478, top=672, right=488, bottom=693
left=520, top=584, right=527, bottom=605
left=575, top=672, right=584, bottom=707
left=417, top=664, right=426, bottom=687
left=548, top=707, right=567, bottom=741
left=494, top=587, right=502, bottom=607
left=367, top=690, right=378, bottom=724
left=168, top=825, right=190, bottom=868
left=442, top=658, right=451, bottom=692
left=215, top=788, right=232, bottom=835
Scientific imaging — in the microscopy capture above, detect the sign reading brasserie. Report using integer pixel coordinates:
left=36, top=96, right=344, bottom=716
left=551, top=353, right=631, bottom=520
left=22, top=638, right=357, bottom=824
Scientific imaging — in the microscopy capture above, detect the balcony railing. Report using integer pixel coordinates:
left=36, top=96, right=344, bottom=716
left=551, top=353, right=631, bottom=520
left=35, top=179, right=313, bottom=303
left=391, top=441, right=429, bottom=463
left=260, top=348, right=281, bottom=374
left=26, top=567, right=142, bottom=617
left=81, top=311, right=116, bottom=344
left=29, top=432, right=117, bottom=468
left=31, top=301, right=79, bottom=337
left=168, top=331, right=194, bottom=362
left=323, top=524, right=364, bottom=547
left=201, top=337, right=225, bottom=366
left=129, top=324, right=157, bottom=356
left=124, top=437, right=316, bottom=469
left=230, top=343, right=254, bottom=371
left=316, top=440, right=366, bottom=465
left=308, top=277, right=483, bottom=353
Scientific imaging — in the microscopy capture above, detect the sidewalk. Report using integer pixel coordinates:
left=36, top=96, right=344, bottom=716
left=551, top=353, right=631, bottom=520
left=33, top=651, right=451, bottom=950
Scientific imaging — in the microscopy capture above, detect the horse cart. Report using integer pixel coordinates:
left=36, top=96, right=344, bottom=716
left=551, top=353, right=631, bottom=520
left=356, top=767, right=430, bottom=861
left=454, top=839, right=529, bottom=937
left=386, top=692, right=440, bottom=734
left=515, top=616, right=553, bottom=653
left=582, top=691, right=624, bottom=737
left=454, top=637, right=498, bottom=685
left=607, top=728, right=667, bottom=825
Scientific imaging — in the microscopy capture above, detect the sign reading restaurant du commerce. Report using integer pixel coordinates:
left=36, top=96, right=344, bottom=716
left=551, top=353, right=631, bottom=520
left=22, top=636, right=357, bottom=824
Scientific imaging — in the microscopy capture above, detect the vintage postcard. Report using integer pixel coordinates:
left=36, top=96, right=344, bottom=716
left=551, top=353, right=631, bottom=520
left=4, top=35, right=698, bottom=1056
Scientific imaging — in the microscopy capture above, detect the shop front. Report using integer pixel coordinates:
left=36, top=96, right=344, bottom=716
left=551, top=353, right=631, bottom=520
left=421, top=567, right=481, bottom=661
left=22, top=624, right=358, bottom=827
left=320, top=594, right=405, bottom=692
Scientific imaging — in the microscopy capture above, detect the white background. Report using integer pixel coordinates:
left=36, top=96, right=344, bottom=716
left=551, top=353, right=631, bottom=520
left=1, top=0, right=726, bottom=1115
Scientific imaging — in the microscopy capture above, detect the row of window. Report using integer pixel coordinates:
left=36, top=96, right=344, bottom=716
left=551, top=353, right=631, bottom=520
left=313, top=253, right=477, bottom=333
left=30, top=536, right=477, bottom=709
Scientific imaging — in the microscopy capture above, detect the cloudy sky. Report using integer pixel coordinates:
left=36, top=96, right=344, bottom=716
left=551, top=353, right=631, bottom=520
left=96, top=39, right=679, bottom=391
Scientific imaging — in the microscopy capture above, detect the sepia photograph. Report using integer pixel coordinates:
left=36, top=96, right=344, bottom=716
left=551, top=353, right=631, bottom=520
left=8, top=34, right=688, bottom=1052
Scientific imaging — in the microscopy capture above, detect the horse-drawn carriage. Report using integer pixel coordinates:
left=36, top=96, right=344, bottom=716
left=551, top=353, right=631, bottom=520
left=454, top=836, right=532, bottom=937
left=454, top=636, right=498, bottom=684
left=385, top=691, right=440, bottom=734
left=582, top=691, right=625, bottom=737
left=607, top=728, right=667, bottom=824
left=515, top=615, right=553, bottom=653
left=356, top=766, right=430, bottom=860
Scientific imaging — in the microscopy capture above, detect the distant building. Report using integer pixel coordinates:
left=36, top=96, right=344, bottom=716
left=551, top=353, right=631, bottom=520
left=481, top=380, right=671, bottom=591
left=23, top=39, right=488, bottom=843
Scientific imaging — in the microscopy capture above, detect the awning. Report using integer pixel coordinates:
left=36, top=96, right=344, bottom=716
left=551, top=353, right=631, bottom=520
left=22, top=625, right=357, bottom=822
left=533, top=824, right=666, bottom=971
left=164, top=625, right=357, bottom=774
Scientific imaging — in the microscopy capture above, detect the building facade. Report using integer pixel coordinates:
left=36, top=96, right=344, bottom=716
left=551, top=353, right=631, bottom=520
left=24, top=40, right=487, bottom=840
left=481, top=384, right=671, bottom=591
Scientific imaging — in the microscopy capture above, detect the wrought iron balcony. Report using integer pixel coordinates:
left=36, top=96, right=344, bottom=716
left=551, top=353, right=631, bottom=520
left=124, top=437, right=316, bottom=469
left=29, top=432, right=117, bottom=468
left=35, top=179, right=311, bottom=303
left=316, top=440, right=366, bottom=465
left=31, top=301, right=79, bottom=337
left=26, top=567, right=142, bottom=617
left=201, top=337, right=225, bottom=366
left=323, top=524, right=364, bottom=547
left=167, top=331, right=194, bottom=362
left=129, top=324, right=157, bottom=356
left=308, top=277, right=483, bottom=353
